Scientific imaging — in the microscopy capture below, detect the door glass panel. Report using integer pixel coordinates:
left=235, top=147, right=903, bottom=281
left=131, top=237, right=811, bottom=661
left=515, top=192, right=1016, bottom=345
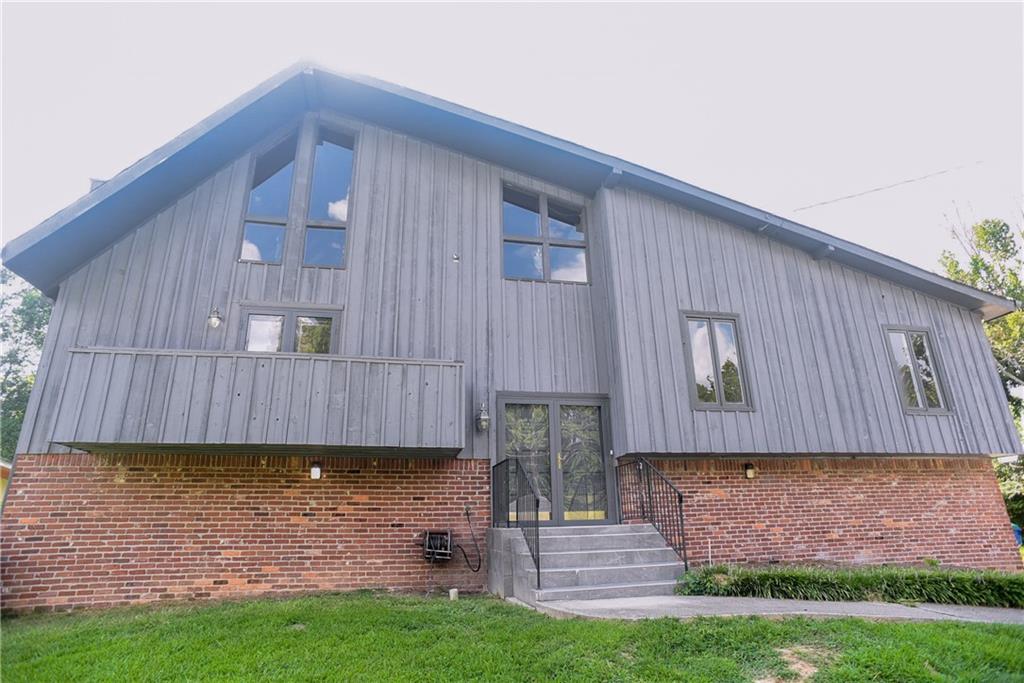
left=504, top=403, right=552, bottom=521
left=559, top=405, right=606, bottom=521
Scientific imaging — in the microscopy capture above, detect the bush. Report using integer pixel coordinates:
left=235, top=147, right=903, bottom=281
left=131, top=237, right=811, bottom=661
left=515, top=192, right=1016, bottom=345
left=677, top=564, right=1024, bottom=608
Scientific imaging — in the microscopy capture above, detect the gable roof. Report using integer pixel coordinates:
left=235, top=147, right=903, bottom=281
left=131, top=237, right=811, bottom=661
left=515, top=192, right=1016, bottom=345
left=3, top=62, right=1017, bottom=320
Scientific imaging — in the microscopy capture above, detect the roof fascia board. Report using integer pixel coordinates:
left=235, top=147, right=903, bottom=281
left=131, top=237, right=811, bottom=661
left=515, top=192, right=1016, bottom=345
left=312, top=66, right=1015, bottom=320
left=2, top=62, right=311, bottom=267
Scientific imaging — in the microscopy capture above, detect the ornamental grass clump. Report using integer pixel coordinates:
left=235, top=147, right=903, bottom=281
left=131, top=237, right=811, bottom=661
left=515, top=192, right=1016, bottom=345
left=677, top=564, right=1024, bottom=608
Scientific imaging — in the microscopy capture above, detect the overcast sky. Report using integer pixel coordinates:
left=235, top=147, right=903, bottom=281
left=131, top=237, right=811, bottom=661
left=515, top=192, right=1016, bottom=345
left=2, top=2, right=1021, bottom=274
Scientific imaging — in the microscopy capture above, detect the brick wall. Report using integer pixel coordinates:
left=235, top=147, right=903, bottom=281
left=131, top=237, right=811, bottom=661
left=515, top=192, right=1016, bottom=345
left=1, top=453, right=490, bottom=613
left=650, top=456, right=1022, bottom=571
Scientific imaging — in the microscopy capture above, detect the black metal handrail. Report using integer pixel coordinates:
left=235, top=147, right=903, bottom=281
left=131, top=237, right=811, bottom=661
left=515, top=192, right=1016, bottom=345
left=616, top=457, right=689, bottom=571
left=492, top=459, right=542, bottom=589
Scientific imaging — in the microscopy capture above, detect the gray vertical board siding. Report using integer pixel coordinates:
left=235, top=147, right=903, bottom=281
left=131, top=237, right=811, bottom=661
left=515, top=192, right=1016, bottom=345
left=19, top=106, right=1015, bottom=459
left=597, top=186, right=1021, bottom=456
left=19, top=114, right=602, bottom=457
left=49, top=349, right=464, bottom=450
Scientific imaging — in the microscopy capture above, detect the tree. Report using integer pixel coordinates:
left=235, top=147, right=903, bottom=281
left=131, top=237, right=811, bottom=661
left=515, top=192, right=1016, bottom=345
left=940, top=218, right=1023, bottom=429
left=996, top=458, right=1024, bottom=528
left=1, top=269, right=53, bottom=462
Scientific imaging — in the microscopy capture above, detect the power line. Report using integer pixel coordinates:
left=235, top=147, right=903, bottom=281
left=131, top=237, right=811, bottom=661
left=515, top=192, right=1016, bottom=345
left=792, top=160, right=985, bottom=212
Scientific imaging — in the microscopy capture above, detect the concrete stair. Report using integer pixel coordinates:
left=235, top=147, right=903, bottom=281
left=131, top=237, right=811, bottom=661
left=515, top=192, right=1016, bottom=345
left=509, top=524, right=686, bottom=603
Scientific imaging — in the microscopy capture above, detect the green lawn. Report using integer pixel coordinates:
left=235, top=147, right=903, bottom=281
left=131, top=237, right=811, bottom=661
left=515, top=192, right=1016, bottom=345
left=2, top=593, right=1022, bottom=682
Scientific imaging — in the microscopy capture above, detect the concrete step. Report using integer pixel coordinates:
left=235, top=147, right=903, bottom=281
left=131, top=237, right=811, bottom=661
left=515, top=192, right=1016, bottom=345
left=535, top=561, right=685, bottom=588
left=533, top=580, right=678, bottom=602
left=538, top=524, right=654, bottom=537
left=517, top=547, right=680, bottom=570
left=539, top=531, right=667, bottom=551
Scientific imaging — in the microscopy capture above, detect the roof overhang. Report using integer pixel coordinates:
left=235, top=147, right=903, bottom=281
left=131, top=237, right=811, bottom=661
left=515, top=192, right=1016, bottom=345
left=2, top=62, right=1017, bottom=320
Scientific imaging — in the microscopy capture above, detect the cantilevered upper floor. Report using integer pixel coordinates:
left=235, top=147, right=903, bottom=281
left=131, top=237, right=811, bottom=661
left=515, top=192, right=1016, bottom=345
left=3, top=63, right=1020, bottom=458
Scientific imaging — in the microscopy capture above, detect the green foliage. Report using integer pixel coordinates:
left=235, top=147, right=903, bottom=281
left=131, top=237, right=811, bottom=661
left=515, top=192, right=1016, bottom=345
left=3, top=593, right=1023, bottom=682
left=940, top=218, right=1024, bottom=427
left=996, top=458, right=1024, bottom=528
left=679, top=564, right=1024, bottom=608
left=0, top=268, right=52, bottom=461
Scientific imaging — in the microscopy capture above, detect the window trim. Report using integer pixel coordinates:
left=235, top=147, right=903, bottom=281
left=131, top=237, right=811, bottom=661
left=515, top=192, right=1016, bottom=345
left=238, top=305, right=342, bottom=355
left=882, top=325, right=951, bottom=415
left=501, top=183, right=590, bottom=285
left=236, top=117, right=359, bottom=270
left=679, top=310, right=754, bottom=412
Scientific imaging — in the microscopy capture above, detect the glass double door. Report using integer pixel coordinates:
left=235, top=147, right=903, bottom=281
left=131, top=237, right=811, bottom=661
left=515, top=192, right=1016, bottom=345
left=499, top=396, right=610, bottom=525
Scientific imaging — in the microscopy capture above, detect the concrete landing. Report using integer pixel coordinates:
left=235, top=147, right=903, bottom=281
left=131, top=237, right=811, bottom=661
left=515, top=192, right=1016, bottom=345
left=526, top=595, right=1024, bottom=625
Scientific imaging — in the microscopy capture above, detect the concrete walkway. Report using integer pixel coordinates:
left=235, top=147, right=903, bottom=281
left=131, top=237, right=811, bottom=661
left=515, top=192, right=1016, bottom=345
left=521, top=595, right=1024, bottom=625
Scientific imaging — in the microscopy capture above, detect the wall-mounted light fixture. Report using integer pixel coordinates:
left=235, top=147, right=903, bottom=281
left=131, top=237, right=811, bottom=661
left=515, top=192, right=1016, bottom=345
left=475, top=403, right=490, bottom=432
left=207, top=308, right=224, bottom=329
left=310, top=462, right=322, bottom=480
left=743, top=463, right=757, bottom=479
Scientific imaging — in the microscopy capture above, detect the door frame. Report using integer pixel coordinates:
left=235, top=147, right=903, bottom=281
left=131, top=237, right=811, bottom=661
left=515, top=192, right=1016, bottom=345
left=495, top=392, right=616, bottom=526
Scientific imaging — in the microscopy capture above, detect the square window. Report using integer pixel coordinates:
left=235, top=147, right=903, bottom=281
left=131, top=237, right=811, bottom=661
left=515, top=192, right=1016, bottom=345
left=504, top=242, right=544, bottom=280
left=246, top=314, right=284, bottom=352
left=503, top=188, right=541, bottom=237
left=240, top=222, right=285, bottom=264
left=549, top=246, right=588, bottom=283
left=548, top=202, right=585, bottom=241
left=295, top=316, right=332, bottom=353
left=501, top=187, right=588, bottom=284
left=304, top=227, right=346, bottom=267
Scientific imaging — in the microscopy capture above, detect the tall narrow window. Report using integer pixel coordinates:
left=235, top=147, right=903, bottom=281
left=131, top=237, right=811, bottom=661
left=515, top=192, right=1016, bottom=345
left=885, top=327, right=946, bottom=412
left=240, top=135, right=297, bottom=264
left=303, top=130, right=354, bottom=268
left=501, top=186, right=588, bottom=283
left=681, top=312, right=751, bottom=410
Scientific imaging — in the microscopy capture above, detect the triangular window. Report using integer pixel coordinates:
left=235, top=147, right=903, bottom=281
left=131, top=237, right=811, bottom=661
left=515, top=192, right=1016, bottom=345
left=247, top=134, right=297, bottom=219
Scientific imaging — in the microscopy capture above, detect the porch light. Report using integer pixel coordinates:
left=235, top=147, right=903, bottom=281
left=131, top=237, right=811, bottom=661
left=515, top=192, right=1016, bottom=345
left=743, top=463, right=756, bottom=479
left=475, top=403, right=490, bottom=432
left=207, top=308, right=224, bottom=328
left=310, top=462, right=322, bottom=480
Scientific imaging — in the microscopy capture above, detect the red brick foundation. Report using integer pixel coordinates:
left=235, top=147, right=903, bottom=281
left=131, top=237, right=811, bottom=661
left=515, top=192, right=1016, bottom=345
left=651, top=456, right=1022, bottom=571
left=1, top=453, right=490, bottom=613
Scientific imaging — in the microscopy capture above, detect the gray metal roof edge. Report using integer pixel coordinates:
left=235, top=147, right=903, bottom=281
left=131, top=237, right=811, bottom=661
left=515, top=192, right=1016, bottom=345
left=324, top=68, right=1016, bottom=320
left=0, top=61, right=312, bottom=266
left=3, top=61, right=1017, bottom=320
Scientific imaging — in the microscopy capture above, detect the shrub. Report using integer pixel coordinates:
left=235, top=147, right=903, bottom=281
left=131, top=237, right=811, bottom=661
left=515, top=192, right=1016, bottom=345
left=677, top=564, right=1024, bottom=608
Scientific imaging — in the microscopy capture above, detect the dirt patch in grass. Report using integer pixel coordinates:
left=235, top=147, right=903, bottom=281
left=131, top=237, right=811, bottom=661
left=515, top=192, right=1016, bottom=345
left=756, top=645, right=834, bottom=683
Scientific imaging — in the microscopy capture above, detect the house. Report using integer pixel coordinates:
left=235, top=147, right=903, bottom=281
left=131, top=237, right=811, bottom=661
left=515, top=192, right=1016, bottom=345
left=1, top=63, right=1020, bottom=613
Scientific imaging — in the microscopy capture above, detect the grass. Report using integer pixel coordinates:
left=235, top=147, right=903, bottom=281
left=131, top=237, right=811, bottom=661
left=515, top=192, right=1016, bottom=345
left=2, top=592, right=1023, bottom=682
left=678, top=564, right=1024, bottom=608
